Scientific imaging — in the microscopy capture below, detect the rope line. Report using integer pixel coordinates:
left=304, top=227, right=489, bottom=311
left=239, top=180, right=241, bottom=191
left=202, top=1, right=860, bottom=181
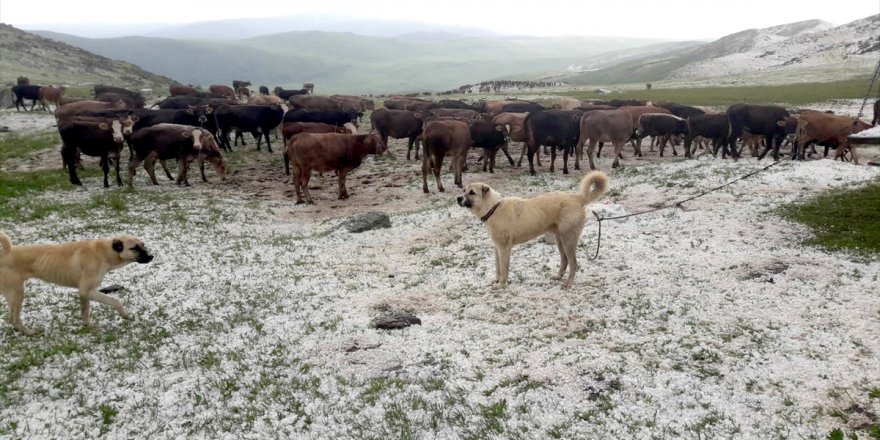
left=587, top=160, right=781, bottom=261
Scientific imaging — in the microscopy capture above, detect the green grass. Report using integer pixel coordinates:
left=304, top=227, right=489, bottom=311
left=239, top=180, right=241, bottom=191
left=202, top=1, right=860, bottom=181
left=779, top=178, right=880, bottom=257
left=562, top=76, right=873, bottom=107
left=0, top=130, right=60, bottom=165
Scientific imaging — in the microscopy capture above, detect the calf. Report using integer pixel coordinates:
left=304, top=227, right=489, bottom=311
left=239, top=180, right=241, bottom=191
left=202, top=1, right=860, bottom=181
left=725, top=104, right=791, bottom=160
left=129, top=124, right=226, bottom=186
left=214, top=104, right=284, bottom=152
left=281, top=122, right=355, bottom=146
left=284, top=109, right=360, bottom=126
left=684, top=114, right=729, bottom=158
left=11, top=85, right=42, bottom=111
left=468, top=118, right=511, bottom=173
left=523, top=110, right=582, bottom=175
left=369, top=109, right=426, bottom=160
left=637, top=113, right=689, bottom=157
left=422, top=119, right=472, bottom=193
left=795, top=110, right=873, bottom=164
left=286, top=132, right=387, bottom=204
left=577, top=110, right=634, bottom=170
left=492, top=112, right=530, bottom=166
left=58, top=116, right=127, bottom=187
left=38, top=86, right=66, bottom=111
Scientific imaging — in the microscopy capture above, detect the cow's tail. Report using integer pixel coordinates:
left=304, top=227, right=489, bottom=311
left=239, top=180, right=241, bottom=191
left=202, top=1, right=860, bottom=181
left=0, top=231, right=12, bottom=256
left=577, top=171, right=609, bottom=206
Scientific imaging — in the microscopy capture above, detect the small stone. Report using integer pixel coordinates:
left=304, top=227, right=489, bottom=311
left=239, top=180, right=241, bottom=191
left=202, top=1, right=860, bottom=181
left=372, top=313, right=422, bottom=330
left=329, top=212, right=392, bottom=234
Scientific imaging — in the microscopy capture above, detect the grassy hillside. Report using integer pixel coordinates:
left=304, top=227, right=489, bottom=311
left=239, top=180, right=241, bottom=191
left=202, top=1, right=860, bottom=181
left=31, top=30, right=663, bottom=94
left=0, top=24, right=175, bottom=91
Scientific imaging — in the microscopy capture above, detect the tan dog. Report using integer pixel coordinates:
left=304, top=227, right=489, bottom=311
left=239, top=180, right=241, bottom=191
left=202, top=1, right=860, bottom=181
left=457, top=171, right=609, bottom=289
left=0, top=232, right=153, bottom=335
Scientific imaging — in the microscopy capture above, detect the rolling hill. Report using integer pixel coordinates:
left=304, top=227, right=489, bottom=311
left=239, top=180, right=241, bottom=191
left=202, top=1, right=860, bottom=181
left=0, top=23, right=175, bottom=91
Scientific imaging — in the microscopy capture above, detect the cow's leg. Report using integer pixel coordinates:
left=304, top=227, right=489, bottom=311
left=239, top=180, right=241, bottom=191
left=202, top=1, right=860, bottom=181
left=263, top=130, right=272, bottom=153
left=684, top=134, right=695, bottom=158
left=126, top=156, right=141, bottom=186
left=100, top=154, right=110, bottom=188
left=549, top=144, right=557, bottom=173
left=29, top=98, right=37, bottom=112
left=337, top=170, right=350, bottom=200
left=561, top=145, right=570, bottom=174
left=144, top=155, right=160, bottom=185
left=526, top=144, right=538, bottom=176
left=159, top=160, right=174, bottom=180
left=199, top=157, right=208, bottom=183
left=302, top=169, right=316, bottom=204
left=422, top=153, right=431, bottom=193
left=62, top=147, right=83, bottom=186
left=284, top=151, right=291, bottom=175
left=500, top=143, right=514, bottom=166
left=113, top=154, right=123, bottom=186
left=757, top=135, right=773, bottom=161
left=293, top=165, right=305, bottom=204
left=587, top=139, right=598, bottom=170
left=433, top=154, right=445, bottom=192
left=516, top=141, right=527, bottom=167
left=574, top=135, right=584, bottom=171
left=175, top=155, right=191, bottom=186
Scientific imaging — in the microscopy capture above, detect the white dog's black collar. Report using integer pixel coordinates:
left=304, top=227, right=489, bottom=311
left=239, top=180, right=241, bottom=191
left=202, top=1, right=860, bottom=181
left=481, top=201, right=502, bottom=223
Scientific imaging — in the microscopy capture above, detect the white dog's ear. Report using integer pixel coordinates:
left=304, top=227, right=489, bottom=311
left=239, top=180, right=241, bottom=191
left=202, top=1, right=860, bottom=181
left=482, top=186, right=489, bottom=195
left=112, top=240, right=124, bottom=252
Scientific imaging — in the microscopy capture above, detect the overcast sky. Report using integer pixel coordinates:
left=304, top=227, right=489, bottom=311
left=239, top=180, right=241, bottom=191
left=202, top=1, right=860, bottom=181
left=2, top=0, right=877, bottom=39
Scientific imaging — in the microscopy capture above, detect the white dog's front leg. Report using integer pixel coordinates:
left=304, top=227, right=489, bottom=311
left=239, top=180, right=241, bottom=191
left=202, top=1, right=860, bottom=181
left=493, top=247, right=501, bottom=286
left=493, top=246, right=512, bottom=289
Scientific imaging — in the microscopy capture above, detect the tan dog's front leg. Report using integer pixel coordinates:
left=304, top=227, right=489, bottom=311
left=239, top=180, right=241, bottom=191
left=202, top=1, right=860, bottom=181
left=79, top=280, right=129, bottom=327
left=493, top=245, right=512, bottom=289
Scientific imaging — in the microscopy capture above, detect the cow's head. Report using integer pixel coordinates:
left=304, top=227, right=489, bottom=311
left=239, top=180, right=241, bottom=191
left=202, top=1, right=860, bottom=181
left=100, top=119, right=125, bottom=143
left=194, top=129, right=227, bottom=181
left=367, top=131, right=388, bottom=155
left=120, top=114, right=137, bottom=136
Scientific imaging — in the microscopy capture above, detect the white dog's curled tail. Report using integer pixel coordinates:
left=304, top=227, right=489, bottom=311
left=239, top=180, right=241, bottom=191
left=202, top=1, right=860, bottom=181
left=577, top=171, right=609, bottom=206
left=0, top=232, right=11, bottom=255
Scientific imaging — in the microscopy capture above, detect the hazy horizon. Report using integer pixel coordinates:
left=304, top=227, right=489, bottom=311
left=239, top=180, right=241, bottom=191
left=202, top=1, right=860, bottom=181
left=3, top=0, right=877, bottom=40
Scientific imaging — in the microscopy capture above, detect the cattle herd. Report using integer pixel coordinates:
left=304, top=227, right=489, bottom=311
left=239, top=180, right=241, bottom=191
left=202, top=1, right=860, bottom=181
left=8, top=78, right=880, bottom=204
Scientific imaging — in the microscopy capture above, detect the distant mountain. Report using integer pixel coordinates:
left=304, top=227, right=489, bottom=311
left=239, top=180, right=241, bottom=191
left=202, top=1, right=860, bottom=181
left=0, top=23, right=175, bottom=90
left=561, top=15, right=878, bottom=85
left=30, top=29, right=664, bottom=94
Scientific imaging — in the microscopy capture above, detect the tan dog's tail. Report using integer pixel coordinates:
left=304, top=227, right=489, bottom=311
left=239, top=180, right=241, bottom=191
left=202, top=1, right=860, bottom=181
left=577, top=171, right=609, bottom=206
left=0, top=231, right=11, bottom=255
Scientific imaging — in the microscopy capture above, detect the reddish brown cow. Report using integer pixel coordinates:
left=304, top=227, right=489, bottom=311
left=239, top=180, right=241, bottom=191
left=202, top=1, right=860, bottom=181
left=58, top=96, right=88, bottom=106
left=422, top=119, right=472, bottom=193
left=289, top=95, right=341, bottom=111
left=796, top=110, right=873, bottom=164
left=492, top=112, right=531, bottom=166
left=209, top=85, right=236, bottom=100
left=38, top=86, right=66, bottom=111
left=577, top=110, right=634, bottom=170
left=54, top=100, right=128, bottom=120
left=169, top=84, right=198, bottom=96
left=286, top=132, right=387, bottom=204
left=281, top=122, right=356, bottom=145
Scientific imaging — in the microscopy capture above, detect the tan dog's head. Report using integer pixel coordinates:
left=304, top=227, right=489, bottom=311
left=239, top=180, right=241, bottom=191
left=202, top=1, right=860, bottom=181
left=111, top=236, right=154, bottom=264
left=457, top=183, right=501, bottom=216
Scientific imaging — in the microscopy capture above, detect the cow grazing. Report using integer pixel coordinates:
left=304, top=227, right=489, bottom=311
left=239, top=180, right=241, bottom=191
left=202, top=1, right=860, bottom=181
left=281, top=122, right=356, bottom=146
left=289, top=95, right=342, bottom=111
left=274, top=87, right=309, bottom=100
left=725, top=104, right=791, bottom=160
left=286, top=132, right=387, bottom=204
left=492, top=112, right=530, bottom=166
left=209, top=85, right=236, bottom=100
left=422, top=119, right=472, bottom=193
left=284, top=109, right=360, bottom=126
left=795, top=111, right=873, bottom=164
left=96, top=92, right=145, bottom=109
left=655, top=101, right=705, bottom=119
left=683, top=114, right=729, bottom=158
left=58, top=116, right=127, bottom=187
left=11, top=85, right=42, bottom=111
left=468, top=118, right=511, bottom=173
left=369, top=109, right=427, bottom=160
left=129, top=124, right=226, bottom=186
left=523, top=110, right=582, bottom=175
left=213, top=104, right=285, bottom=152
left=576, top=110, right=634, bottom=170
left=38, top=86, right=66, bottom=111
left=637, top=113, right=689, bottom=156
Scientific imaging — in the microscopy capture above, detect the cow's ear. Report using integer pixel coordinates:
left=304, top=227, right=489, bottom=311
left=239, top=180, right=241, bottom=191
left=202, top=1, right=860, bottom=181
left=185, top=107, right=195, bottom=115
left=777, top=120, right=786, bottom=127
left=181, top=130, right=193, bottom=138
left=129, top=115, right=139, bottom=122
left=112, top=240, right=124, bottom=252
left=98, top=122, right=110, bottom=130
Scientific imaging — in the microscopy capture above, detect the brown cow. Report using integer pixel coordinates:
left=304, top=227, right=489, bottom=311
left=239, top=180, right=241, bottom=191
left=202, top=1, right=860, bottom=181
left=169, top=84, right=198, bottom=96
left=38, top=86, right=66, bottom=111
left=796, top=110, right=873, bottom=164
left=286, top=132, right=387, bottom=204
left=422, top=119, right=472, bottom=193
left=58, top=96, right=87, bottom=106
left=330, top=95, right=375, bottom=112
left=209, top=85, right=236, bottom=100
left=492, top=112, right=532, bottom=166
left=478, top=99, right=527, bottom=115
left=54, top=100, right=128, bottom=121
left=553, top=98, right=590, bottom=110
left=281, top=121, right=357, bottom=146
left=248, top=95, right=287, bottom=107
left=289, top=95, right=341, bottom=111
left=577, top=110, right=634, bottom=170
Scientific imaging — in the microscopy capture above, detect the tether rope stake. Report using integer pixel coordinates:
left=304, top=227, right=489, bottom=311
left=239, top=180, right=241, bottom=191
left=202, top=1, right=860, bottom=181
left=587, top=161, right=781, bottom=261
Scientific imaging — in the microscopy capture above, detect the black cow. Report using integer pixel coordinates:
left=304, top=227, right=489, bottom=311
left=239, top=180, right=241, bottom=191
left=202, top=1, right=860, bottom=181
left=213, top=104, right=284, bottom=152
left=593, top=99, right=647, bottom=108
left=683, top=114, right=729, bottom=158
left=274, top=87, right=309, bottom=100
left=369, top=109, right=426, bottom=160
left=58, top=116, right=127, bottom=187
left=468, top=118, right=512, bottom=173
left=94, top=85, right=144, bottom=105
left=523, top=109, right=583, bottom=175
left=655, top=101, right=705, bottom=119
left=154, top=96, right=237, bottom=110
left=132, top=107, right=213, bottom=131
left=435, top=99, right=473, bottom=110
left=259, top=86, right=270, bottom=96
left=637, top=114, right=689, bottom=157
left=284, top=109, right=360, bottom=126
left=11, top=85, right=42, bottom=111
left=97, top=92, right=145, bottom=109
left=129, top=123, right=226, bottom=186
left=725, top=104, right=791, bottom=160
left=500, top=102, right=545, bottom=114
